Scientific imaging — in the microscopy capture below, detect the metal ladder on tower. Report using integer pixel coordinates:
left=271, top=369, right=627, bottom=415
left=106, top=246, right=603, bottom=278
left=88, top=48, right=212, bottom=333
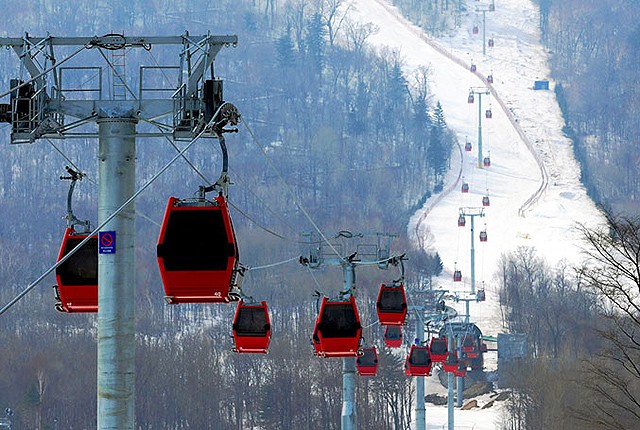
left=111, top=48, right=127, bottom=100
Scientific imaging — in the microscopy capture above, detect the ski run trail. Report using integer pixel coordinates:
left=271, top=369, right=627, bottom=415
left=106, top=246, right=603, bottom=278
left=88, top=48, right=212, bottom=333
left=345, top=0, right=604, bottom=427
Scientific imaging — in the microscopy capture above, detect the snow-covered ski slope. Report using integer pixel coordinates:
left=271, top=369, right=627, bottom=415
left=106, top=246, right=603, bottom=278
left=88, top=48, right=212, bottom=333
left=345, top=0, right=604, bottom=426
left=346, top=0, right=603, bottom=329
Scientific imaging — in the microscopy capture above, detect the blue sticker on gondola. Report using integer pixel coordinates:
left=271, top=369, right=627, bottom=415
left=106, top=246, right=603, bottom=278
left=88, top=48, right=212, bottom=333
left=99, top=231, right=116, bottom=254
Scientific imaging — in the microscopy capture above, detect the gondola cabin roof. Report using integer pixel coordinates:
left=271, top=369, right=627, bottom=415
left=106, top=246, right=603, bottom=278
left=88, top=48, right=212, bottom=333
left=384, top=325, right=403, bottom=348
left=404, top=345, right=432, bottom=377
left=157, top=195, right=239, bottom=304
left=232, top=300, right=271, bottom=353
left=54, top=227, right=98, bottom=313
left=429, top=337, right=448, bottom=363
left=357, top=347, right=379, bottom=376
left=376, top=283, right=408, bottom=326
left=312, top=296, right=362, bottom=358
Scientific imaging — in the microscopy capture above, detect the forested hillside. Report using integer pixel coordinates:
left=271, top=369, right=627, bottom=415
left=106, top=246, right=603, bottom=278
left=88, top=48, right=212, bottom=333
left=0, top=1, right=451, bottom=428
left=385, top=1, right=640, bottom=428
left=535, top=0, right=640, bottom=214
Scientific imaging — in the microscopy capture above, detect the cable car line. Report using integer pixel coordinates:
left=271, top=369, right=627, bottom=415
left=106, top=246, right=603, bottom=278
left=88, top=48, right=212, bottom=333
left=45, top=138, right=165, bottom=229
left=0, top=110, right=222, bottom=317
left=224, top=198, right=295, bottom=242
left=244, top=255, right=300, bottom=272
left=46, top=138, right=94, bottom=184
left=306, top=268, right=326, bottom=294
left=139, top=116, right=212, bottom=186
left=240, top=116, right=344, bottom=262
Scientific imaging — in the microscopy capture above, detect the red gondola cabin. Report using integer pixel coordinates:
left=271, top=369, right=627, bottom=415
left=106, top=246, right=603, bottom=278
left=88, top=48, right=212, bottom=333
left=312, top=296, right=362, bottom=358
left=376, top=283, right=408, bottom=326
left=232, top=300, right=271, bottom=353
left=357, top=346, right=379, bottom=376
left=443, top=351, right=458, bottom=372
left=468, top=93, right=475, bottom=104
left=461, top=336, right=479, bottom=359
left=384, top=325, right=403, bottom=348
left=453, top=359, right=467, bottom=377
left=486, top=109, right=492, bottom=119
left=465, top=141, right=472, bottom=151
left=404, top=345, right=432, bottom=377
left=487, top=74, right=494, bottom=84
left=54, top=228, right=98, bottom=313
left=429, top=337, right=448, bottom=363
left=458, top=215, right=466, bottom=227
left=477, top=288, right=486, bottom=302
left=157, top=194, right=240, bottom=304
left=483, top=156, right=491, bottom=167
left=482, top=195, right=490, bottom=207
left=453, top=269, right=462, bottom=282
left=461, top=182, right=469, bottom=193
left=480, top=230, right=488, bottom=242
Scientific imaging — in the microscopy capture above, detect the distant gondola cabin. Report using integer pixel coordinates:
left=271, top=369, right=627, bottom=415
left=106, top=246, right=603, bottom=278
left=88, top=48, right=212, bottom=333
left=453, top=270, right=462, bottom=282
left=384, top=325, right=403, bottom=348
left=404, top=345, right=432, bottom=377
left=429, top=337, right=448, bottom=363
left=483, top=156, right=491, bottom=167
left=376, top=283, right=408, bottom=326
left=477, top=289, right=486, bottom=302
left=461, top=182, right=469, bottom=193
left=232, top=300, right=271, bottom=353
left=461, top=336, right=479, bottom=359
left=453, top=359, right=467, bottom=377
left=357, top=347, right=379, bottom=376
left=458, top=215, right=466, bottom=227
left=443, top=351, right=458, bottom=373
left=465, top=141, right=472, bottom=151
left=312, top=296, right=362, bottom=358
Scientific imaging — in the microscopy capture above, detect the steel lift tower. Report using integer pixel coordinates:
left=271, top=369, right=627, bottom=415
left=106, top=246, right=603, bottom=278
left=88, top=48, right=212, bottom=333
left=468, top=87, right=491, bottom=168
left=301, top=231, right=397, bottom=430
left=0, top=33, right=237, bottom=429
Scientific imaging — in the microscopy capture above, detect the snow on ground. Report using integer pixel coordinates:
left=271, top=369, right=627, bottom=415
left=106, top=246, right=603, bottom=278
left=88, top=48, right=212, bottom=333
left=345, top=0, right=605, bottom=427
